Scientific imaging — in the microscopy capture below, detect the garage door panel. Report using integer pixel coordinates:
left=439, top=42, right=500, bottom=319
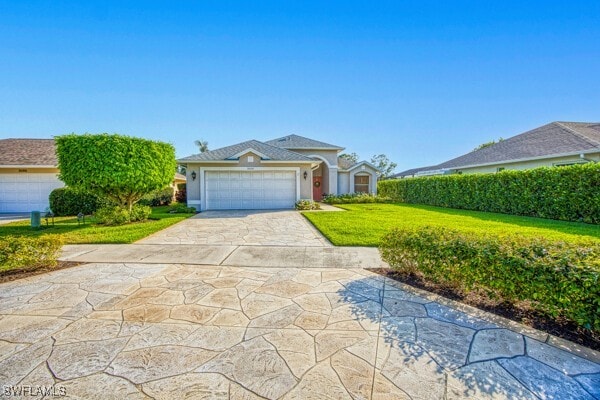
left=205, top=170, right=296, bottom=210
left=0, top=173, right=64, bottom=213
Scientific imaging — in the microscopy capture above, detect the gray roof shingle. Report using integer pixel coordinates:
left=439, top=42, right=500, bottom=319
left=396, top=121, right=600, bottom=176
left=265, top=134, right=344, bottom=150
left=178, top=139, right=316, bottom=162
left=0, top=139, right=57, bottom=166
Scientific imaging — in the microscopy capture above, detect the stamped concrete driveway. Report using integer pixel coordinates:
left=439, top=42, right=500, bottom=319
left=138, top=210, right=330, bottom=247
left=1, top=261, right=599, bottom=399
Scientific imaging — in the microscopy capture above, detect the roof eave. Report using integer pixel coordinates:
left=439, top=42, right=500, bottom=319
left=443, top=148, right=600, bottom=171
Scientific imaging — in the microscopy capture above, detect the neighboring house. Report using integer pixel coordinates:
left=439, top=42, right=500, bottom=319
left=178, top=134, right=378, bottom=211
left=394, top=121, right=600, bottom=178
left=172, top=173, right=186, bottom=201
left=0, top=139, right=64, bottom=213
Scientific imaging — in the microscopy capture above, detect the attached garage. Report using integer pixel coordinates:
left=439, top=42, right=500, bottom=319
left=204, top=169, right=297, bottom=210
left=0, top=173, right=64, bottom=213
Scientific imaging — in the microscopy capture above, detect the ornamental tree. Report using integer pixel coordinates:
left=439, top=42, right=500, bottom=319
left=56, top=133, right=176, bottom=212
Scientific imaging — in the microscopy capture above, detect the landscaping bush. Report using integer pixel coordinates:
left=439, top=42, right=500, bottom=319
left=378, top=163, right=600, bottom=224
left=0, top=236, right=64, bottom=272
left=323, top=193, right=391, bottom=204
left=295, top=200, right=321, bottom=210
left=130, top=204, right=152, bottom=222
left=168, top=202, right=196, bottom=213
left=95, top=206, right=131, bottom=226
left=175, top=183, right=187, bottom=203
left=139, top=187, right=174, bottom=207
left=379, top=226, right=600, bottom=331
left=49, top=187, right=111, bottom=216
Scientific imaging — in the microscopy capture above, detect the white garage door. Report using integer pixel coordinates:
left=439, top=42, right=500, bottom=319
left=0, top=173, right=64, bottom=213
left=205, top=170, right=296, bottom=210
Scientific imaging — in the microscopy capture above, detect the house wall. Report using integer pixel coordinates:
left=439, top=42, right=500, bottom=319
left=184, top=156, right=313, bottom=209
left=337, top=172, right=350, bottom=194
left=455, top=153, right=600, bottom=174
left=290, top=149, right=339, bottom=167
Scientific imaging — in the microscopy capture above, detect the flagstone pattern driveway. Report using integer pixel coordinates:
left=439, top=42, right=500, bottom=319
left=1, top=210, right=600, bottom=399
left=1, top=262, right=599, bottom=399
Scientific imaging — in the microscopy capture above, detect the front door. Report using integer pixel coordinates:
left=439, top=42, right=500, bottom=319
left=313, top=176, right=323, bottom=200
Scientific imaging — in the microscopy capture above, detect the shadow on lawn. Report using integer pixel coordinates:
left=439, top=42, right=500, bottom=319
left=335, top=278, right=589, bottom=399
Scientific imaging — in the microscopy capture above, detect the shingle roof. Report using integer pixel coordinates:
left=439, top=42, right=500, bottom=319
left=178, top=139, right=316, bottom=162
left=0, top=139, right=57, bottom=166
left=265, top=134, right=344, bottom=150
left=397, top=121, right=600, bottom=176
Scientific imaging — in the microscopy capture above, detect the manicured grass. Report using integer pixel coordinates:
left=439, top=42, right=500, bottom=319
left=0, top=206, right=195, bottom=244
left=303, top=203, right=600, bottom=246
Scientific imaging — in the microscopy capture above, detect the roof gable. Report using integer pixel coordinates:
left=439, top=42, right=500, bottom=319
left=178, top=139, right=316, bottom=162
left=0, top=139, right=57, bottom=166
left=265, top=134, right=344, bottom=150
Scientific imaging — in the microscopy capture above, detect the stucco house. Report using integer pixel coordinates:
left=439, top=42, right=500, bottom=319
left=178, top=134, right=378, bottom=211
left=394, top=121, right=600, bottom=178
left=0, top=139, right=64, bottom=213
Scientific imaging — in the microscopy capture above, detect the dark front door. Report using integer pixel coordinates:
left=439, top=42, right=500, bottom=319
left=313, top=176, right=323, bottom=200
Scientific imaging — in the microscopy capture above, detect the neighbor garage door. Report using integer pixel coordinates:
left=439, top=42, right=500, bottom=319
left=0, top=173, right=64, bottom=213
left=205, top=170, right=296, bottom=210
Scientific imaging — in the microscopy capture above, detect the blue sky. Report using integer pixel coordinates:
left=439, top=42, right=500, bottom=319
left=1, top=1, right=599, bottom=172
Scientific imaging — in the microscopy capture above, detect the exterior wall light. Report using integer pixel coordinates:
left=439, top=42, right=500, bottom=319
left=191, top=171, right=197, bottom=181
left=303, top=171, right=308, bottom=180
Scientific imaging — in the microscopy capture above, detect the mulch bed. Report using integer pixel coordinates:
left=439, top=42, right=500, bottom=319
left=370, top=268, right=600, bottom=352
left=0, top=261, right=84, bottom=284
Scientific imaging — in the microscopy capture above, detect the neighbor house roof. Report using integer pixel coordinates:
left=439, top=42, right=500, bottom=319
left=265, top=134, right=344, bottom=150
left=178, top=139, right=317, bottom=162
left=395, top=121, right=600, bottom=177
left=0, top=138, right=57, bottom=166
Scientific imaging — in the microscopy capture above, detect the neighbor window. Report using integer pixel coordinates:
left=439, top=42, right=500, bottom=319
left=354, top=175, right=369, bottom=193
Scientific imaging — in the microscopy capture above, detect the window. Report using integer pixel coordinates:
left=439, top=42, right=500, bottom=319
left=496, top=167, right=505, bottom=172
left=247, top=155, right=254, bottom=163
left=354, top=175, right=370, bottom=193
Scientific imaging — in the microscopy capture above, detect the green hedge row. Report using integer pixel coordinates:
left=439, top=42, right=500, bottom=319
left=0, top=236, right=64, bottom=272
left=322, top=193, right=391, bottom=204
left=378, top=163, right=600, bottom=224
left=379, top=226, right=600, bottom=331
left=139, top=187, right=174, bottom=207
left=49, top=187, right=112, bottom=216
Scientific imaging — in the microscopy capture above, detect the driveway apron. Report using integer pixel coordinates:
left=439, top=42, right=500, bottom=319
left=1, top=211, right=599, bottom=399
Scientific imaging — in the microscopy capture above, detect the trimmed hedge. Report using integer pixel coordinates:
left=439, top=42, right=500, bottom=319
left=95, top=204, right=152, bottom=225
left=49, top=187, right=111, bottom=216
left=295, top=200, right=321, bottom=210
left=380, top=226, right=600, bottom=331
left=0, top=236, right=64, bottom=272
left=378, top=163, right=600, bottom=224
left=323, top=193, right=391, bottom=204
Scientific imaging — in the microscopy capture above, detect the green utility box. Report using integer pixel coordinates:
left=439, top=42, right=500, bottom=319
left=30, top=211, right=41, bottom=228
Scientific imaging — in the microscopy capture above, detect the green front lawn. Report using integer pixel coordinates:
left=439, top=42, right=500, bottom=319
left=303, top=203, right=600, bottom=246
left=0, top=206, right=195, bottom=244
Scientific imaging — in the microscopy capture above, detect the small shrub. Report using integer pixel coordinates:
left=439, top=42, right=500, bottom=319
left=175, top=183, right=187, bottom=203
left=323, top=193, right=391, bottom=204
left=295, top=200, right=321, bottom=210
left=168, top=203, right=196, bottom=213
left=0, top=236, right=64, bottom=272
left=379, top=226, right=600, bottom=332
left=95, top=206, right=131, bottom=226
left=130, top=204, right=152, bottom=222
left=49, top=187, right=111, bottom=216
left=139, top=187, right=174, bottom=207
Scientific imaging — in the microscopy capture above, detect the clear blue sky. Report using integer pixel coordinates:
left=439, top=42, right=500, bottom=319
left=1, top=1, right=599, bottom=172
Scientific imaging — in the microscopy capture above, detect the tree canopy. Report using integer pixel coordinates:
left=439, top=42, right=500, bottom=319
left=371, top=154, right=397, bottom=180
left=339, top=152, right=360, bottom=164
left=473, top=138, right=504, bottom=152
left=56, top=133, right=176, bottom=211
left=194, top=139, right=209, bottom=153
